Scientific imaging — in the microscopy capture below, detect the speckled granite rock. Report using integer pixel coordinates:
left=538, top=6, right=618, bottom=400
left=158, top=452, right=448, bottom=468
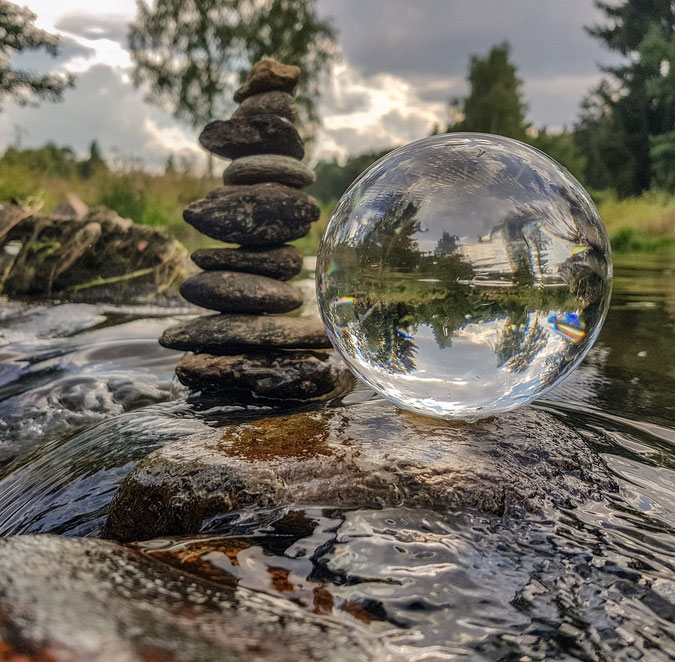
left=0, top=535, right=396, bottom=662
left=175, top=350, right=344, bottom=401
left=232, top=90, right=298, bottom=122
left=223, top=154, right=315, bottom=188
left=160, top=313, right=331, bottom=354
left=180, top=271, right=302, bottom=314
left=200, top=116, right=304, bottom=160
left=234, top=58, right=300, bottom=103
left=183, top=183, right=320, bottom=246
left=104, top=402, right=617, bottom=541
left=191, top=245, right=303, bottom=281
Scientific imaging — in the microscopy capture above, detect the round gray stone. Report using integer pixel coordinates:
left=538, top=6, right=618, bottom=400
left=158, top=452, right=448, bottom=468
left=159, top=313, right=331, bottom=354
left=191, top=245, right=303, bottom=281
left=183, top=183, right=320, bottom=247
left=199, top=116, right=304, bottom=160
left=180, top=271, right=303, bottom=314
left=223, top=154, right=315, bottom=188
left=232, top=90, right=298, bottom=122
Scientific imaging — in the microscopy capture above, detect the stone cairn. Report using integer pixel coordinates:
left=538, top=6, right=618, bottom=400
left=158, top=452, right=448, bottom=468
left=160, top=58, right=341, bottom=403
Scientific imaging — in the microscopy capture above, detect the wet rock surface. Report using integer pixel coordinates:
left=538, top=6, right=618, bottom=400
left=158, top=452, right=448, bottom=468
left=176, top=350, right=344, bottom=401
left=180, top=271, right=303, bottom=314
left=0, top=535, right=395, bottom=662
left=160, top=313, right=331, bottom=353
left=104, top=401, right=617, bottom=542
left=184, top=183, right=320, bottom=246
left=232, top=90, right=298, bottom=122
left=191, top=245, right=303, bottom=281
left=234, top=58, right=300, bottom=103
left=199, top=116, right=304, bottom=160
left=223, top=154, right=315, bottom=187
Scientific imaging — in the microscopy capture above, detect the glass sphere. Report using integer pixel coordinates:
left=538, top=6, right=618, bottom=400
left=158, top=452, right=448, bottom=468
left=316, top=133, right=612, bottom=421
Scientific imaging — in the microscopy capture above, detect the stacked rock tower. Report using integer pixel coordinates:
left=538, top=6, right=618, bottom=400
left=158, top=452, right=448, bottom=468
left=160, top=58, right=339, bottom=402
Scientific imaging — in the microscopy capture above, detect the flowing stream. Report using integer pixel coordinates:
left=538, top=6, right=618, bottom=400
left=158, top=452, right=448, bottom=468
left=0, top=255, right=672, bottom=660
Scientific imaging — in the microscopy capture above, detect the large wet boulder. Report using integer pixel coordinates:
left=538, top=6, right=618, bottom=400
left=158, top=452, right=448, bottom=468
left=0, top=202, right=188, bottom=303
left=0, top=535, right=395, bottom=662
left=104, top=401, right=617, bottom=542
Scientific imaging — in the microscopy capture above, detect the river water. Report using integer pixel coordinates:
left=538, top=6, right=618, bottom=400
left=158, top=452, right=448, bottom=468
left=0, top=254, right=672, bottom=660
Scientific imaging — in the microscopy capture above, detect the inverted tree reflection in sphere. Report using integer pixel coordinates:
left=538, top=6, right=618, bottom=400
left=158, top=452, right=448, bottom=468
left=316, top=133, right=612, bottom=421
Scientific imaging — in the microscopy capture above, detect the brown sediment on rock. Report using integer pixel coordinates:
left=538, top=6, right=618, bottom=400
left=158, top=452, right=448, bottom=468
left=104, top=402, right=618, bottom=542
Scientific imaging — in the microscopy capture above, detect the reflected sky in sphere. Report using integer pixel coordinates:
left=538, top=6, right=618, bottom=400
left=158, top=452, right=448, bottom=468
left=316, top=133, right=612, bottom=421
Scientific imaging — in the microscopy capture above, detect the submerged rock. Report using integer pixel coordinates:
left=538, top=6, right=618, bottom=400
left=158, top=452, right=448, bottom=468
left=175, top=350, right=344, bottom=401
left=160, top=313, right=331, bottom=354
left=0, top=204, right=188, bottom=302
left=234, top=58, right=301, bottom=102
left=232, top=90, right=298, bottom=122
left=180, top=271, right=303, bottom=314
left=184, top=183, right=320, bottom=246
left=223, top=154, right=315, bottom=188
left=199, top=116, right=304, bottom=160
left=191, top=245, right=303, bottom=281
left=104, top=402, right=617, bottom=542
left=0, top=535, right=395, bottom=662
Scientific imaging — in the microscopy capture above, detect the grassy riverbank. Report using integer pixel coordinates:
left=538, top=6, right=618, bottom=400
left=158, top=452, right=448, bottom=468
left=2, top=162, right=674, bottom=256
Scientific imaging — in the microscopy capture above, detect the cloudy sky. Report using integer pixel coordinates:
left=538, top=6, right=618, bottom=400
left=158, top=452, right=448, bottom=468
left=0, top=0, right=622, bottom=169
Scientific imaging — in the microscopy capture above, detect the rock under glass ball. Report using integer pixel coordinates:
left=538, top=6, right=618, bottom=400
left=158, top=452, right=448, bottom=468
left=316, top=133, right=612, bottom=421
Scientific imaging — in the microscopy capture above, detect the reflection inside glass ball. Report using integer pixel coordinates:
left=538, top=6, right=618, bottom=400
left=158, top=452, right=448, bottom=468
left=316, top=133, right=612, bottom=421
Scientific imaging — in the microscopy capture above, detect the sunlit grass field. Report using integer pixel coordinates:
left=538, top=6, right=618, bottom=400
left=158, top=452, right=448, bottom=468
left=2, top=163, right=673, bottom=256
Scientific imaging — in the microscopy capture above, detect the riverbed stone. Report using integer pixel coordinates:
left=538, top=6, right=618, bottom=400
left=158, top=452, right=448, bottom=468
left=234, top=58, right=300, bottom=103
left=223, top=154, right=315, bottom=188
left=0, top=535, right=394, bottom=662
left=232, top=90, right=298, bottom=122
left=104, top=401, right=617, bottom=542
left=200, top=115, right=304, bottom=160
left=160, top=313, right=331, bottom=354
left=183, top=183, right=320, bottom=246
left=191, top=245, right=303, bottom=281
left=176, top=350, right=344, bottom=400
left=180, top=271, right=303, bottom=314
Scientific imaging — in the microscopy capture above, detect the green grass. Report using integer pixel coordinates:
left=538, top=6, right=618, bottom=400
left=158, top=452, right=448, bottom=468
left=2, top=162, right=674, bottom=257
left=597, top=191, right=675, bottom=253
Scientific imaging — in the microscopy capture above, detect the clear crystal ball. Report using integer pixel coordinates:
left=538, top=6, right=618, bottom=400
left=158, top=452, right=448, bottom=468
left=316, top=133, right=612, bottom=421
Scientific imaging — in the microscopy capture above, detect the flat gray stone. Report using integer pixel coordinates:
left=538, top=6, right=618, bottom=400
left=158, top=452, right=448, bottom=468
left=232, top=90, right=298, bottom=122
left=191, top=245, right=303, bottom=281
left=183, top=183, right=320, bottom=247
left=104, top=402, right=617, bottom=542
left=180, top=271, right=302, bottom=314
left=234, top=58, right=300, bottom=102
left=0, top=535, right=393, bottom=662
left=200, top=115, right=304, bottom=160
left=159, top=313, right=331, bottom=354
left=223, top=154, right=315, bottom=188
left=176, top=350, right=344, bottom=401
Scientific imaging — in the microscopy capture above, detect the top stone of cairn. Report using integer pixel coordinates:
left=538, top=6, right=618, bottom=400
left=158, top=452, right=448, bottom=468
left=234, top=58, right=301, bottom=103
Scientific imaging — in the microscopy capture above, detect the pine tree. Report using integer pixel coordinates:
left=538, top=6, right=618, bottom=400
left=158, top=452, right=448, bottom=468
left=449, top=43, right=528, bottom=141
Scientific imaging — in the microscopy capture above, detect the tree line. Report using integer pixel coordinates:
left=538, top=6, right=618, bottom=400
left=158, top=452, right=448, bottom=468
left=0, top=0, right=672, bottom=199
